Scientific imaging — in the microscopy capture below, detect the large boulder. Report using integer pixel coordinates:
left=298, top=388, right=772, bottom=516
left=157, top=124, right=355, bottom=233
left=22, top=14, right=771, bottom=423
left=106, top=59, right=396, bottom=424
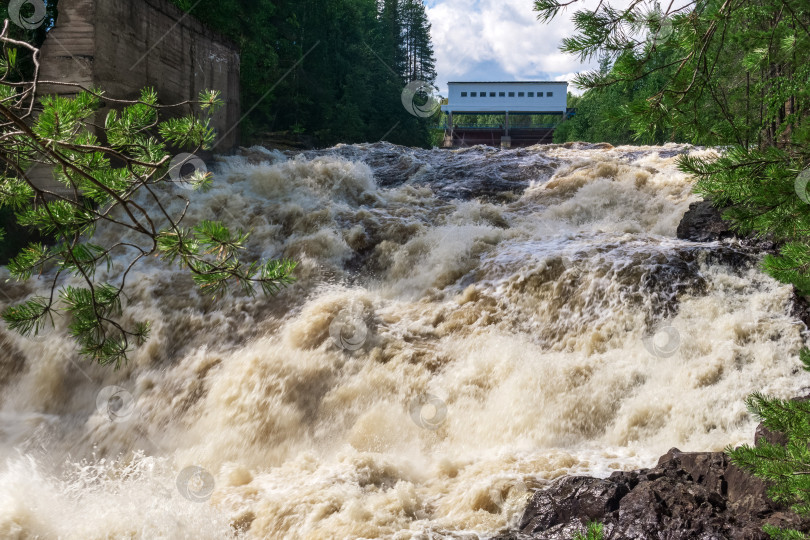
left=676, top=201, right=737, bottom=243
left=676, top=200, right=777, bottom=252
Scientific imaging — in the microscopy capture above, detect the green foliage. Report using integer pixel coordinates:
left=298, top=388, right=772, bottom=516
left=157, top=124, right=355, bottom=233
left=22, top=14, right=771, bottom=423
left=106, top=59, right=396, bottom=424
left=762, top=524, right=809, bottom=540
left=0, top=27, right=296, bottom=367
left=727, top=389, right=810, bottom=516
left=680, top=145, right=810, bottom=294
left=554, top=57, right=633, bottom=144
left=441, top=112, right=565, bottom=129
left=536, top=0, right=810, bottom=285
left=727, top=356, right=810, bottom=539
left=541, top=0, right=810, bottom=148
left=3, top=296, right=52, bottom=337
left=168, top=0, right=438, bottom=147
left=572, top=521, right=605, bottom=540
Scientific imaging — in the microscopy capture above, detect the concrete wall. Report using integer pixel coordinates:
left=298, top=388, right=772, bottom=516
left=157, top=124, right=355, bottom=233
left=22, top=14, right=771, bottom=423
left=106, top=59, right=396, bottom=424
left=38, top=0, right=240, bottom=150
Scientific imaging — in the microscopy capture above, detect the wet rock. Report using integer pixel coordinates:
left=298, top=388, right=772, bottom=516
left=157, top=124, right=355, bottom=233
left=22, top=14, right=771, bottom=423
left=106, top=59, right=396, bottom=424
left=754, top=422, right=789, bottom=448
left=754, top=396, right=810, bottom=449
left=789, top=289, right=810, bottom=330
left=676, top=200, right=733, bottom=243
left=497, top=448, right=810, bottom=540
left=676, top=200, right=778, bottom=252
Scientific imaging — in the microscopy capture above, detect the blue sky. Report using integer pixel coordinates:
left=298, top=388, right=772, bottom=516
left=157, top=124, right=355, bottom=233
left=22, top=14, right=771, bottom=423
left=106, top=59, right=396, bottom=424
left=425, top=0, right=601, bottom=96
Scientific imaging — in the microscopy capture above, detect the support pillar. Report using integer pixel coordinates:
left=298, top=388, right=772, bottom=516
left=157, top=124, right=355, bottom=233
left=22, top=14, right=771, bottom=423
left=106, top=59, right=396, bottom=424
left=443, top=110, right=454, bottom=148
left=501, top=111, right=511, bottom=148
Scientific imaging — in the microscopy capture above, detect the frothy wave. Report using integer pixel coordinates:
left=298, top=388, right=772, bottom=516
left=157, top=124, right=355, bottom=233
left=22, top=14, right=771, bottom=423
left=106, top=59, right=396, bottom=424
left=0, top=142, right=807, bottom=538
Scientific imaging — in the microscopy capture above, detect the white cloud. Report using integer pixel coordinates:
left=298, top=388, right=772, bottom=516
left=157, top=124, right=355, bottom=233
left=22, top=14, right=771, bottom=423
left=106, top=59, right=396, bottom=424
left=554, top=72, right=585, bottom=95
left=426, top=0, right=605, bottom=95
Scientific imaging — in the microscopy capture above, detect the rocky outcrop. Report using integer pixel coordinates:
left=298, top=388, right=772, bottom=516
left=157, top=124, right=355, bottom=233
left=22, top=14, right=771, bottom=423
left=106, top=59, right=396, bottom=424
left=676, top=200, right=778, bottom=252
left=496, top=447, right=810, bottom=540
left=676, top=201, right=735, bottom=243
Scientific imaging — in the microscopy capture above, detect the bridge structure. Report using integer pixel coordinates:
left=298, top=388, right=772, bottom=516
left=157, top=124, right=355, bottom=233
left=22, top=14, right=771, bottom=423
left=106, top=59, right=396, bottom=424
left=439, top=81, right=572, bottom=148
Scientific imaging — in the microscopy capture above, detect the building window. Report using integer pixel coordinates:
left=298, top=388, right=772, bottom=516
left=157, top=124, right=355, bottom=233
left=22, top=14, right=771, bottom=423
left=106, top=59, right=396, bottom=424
left=489, top=92, right=496, bottom=97
left=470, top=92, right=477, bottom=97
left=528, top=92, right=534, bottom=97
left=547, top=92, right=553, bottom=97
left=499, top=92, right=505, bottom=97
left=480, top=89, right=487, bottom=96
left=508, top=92, right=515, bottom=97
left=518, top=92, right=525, bottom=97
left=461, top=92, right=468, bottom=97
left=538, top=93, right=544, bottom=98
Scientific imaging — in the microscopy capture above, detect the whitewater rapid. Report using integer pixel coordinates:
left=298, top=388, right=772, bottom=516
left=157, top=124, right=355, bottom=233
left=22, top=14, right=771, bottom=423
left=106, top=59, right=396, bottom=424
left=0, top=142, right=807, bottom=539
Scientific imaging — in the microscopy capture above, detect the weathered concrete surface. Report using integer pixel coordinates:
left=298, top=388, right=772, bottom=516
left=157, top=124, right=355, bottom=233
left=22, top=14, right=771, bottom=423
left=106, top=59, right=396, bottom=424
left=38, top=0, right=240, bottom=150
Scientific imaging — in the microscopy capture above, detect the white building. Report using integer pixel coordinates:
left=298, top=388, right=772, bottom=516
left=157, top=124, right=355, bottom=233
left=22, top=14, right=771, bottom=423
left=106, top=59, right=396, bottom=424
left=440, top=81, right=568, bottom=114
left=439, top=81, right=569, bottom=147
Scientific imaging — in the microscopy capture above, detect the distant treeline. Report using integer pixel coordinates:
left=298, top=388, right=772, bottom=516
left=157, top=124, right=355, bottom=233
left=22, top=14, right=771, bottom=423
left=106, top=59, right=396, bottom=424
left=170, top=0, right=438, bottom=147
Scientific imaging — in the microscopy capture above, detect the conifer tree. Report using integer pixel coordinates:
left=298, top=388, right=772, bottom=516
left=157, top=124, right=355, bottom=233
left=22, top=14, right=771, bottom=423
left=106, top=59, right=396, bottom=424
left=170, top=0, right=438, bottom=146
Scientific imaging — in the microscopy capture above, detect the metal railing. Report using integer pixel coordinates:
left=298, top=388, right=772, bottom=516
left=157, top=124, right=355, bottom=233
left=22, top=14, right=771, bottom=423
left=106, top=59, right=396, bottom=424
left=439, top=124, right=559, bottom=129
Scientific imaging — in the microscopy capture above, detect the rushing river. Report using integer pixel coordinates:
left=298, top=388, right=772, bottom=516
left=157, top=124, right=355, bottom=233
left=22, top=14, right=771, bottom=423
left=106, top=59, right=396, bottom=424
left=0, top=142, right=808, bottom=539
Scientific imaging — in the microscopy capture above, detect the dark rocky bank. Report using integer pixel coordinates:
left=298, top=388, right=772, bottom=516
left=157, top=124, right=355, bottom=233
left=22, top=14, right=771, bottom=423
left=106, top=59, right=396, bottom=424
left=494, top=441, right=810, bottom=540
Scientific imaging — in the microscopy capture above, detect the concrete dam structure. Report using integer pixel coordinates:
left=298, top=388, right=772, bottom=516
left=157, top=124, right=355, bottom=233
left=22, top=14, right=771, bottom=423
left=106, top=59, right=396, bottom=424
left=37, top=0, right=241, bottom=150
left=440, top=81, right=573, bottom=147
